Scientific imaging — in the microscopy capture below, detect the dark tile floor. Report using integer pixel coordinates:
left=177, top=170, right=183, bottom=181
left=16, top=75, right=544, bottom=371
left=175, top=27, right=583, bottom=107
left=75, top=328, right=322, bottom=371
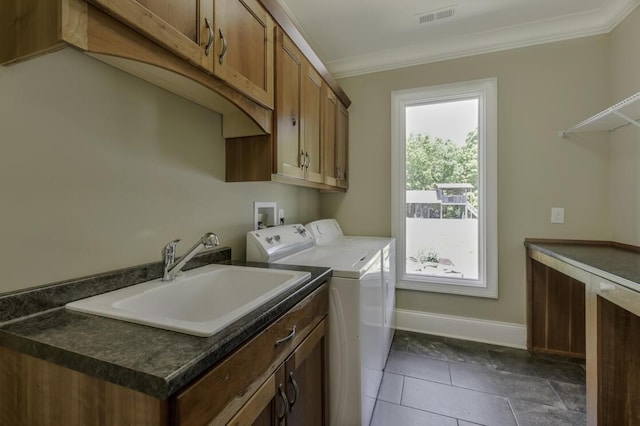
left=371, top=330, right=586, bottom=426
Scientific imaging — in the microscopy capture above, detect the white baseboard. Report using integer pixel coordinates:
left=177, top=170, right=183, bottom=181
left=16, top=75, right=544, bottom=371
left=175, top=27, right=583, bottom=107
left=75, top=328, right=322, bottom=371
left=395, top=308, right=526, bottom=349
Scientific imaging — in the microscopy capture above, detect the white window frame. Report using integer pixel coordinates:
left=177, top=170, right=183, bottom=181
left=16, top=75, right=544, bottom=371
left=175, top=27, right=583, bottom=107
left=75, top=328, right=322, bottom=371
left=391, top=78, right=498, bottom=298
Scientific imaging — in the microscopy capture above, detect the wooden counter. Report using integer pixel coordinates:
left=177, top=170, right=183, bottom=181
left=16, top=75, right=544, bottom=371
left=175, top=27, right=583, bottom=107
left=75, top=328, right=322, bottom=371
left=525, top=239, right=640, bottom=426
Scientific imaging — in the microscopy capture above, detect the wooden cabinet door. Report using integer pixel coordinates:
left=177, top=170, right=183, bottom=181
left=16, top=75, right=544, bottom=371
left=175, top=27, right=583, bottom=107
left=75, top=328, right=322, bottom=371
left=227, top=372, right=281, bottom=426
left=336, top=102, right=349, bottom=189
left=275, top=29, right=324, bottom=185
left=285, top=320, right=327, bottom=426
left=213, top=0, right=275, bottom=109
left=321, top=87, right=349, bottom=190
left=275, top=30, right=305, bottom=180
left=87, top=0, right=214, bottom=72
left=301, top=65, right=323, bottom=184
left=322, top=87, right=338, bottom=187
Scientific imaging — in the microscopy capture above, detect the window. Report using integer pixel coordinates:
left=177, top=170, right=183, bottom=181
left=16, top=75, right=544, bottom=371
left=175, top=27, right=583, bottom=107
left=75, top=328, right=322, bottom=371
left=391, top=78, right=497, bottom=298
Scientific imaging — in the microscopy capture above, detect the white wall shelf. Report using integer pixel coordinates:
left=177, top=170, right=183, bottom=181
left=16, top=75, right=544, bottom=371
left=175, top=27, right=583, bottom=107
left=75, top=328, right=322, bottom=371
left=559, top=92, right=640, bottom=137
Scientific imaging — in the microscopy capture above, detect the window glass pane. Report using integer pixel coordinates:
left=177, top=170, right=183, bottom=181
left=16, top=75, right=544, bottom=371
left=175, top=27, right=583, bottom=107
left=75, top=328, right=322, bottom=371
left=404, top=98, right=479, bottom=281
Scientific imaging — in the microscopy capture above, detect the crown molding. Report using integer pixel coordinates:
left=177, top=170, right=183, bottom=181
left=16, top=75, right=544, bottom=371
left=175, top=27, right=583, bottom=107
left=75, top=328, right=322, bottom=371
left=327, top=0, right=640, bottom=79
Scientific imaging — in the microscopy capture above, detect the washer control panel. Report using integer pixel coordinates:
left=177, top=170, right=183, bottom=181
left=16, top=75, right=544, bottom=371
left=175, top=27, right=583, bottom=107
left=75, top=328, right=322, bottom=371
left=247, top=224, right=314, bottom=262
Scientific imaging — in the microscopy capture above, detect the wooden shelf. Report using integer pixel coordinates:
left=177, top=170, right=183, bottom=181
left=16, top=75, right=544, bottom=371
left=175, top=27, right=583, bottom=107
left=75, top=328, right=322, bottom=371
left=560, top=92, right=640, bottom=137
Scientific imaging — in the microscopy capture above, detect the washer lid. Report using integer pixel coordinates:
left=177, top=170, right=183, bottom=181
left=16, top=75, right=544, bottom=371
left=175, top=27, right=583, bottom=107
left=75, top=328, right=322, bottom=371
left=276, top=246, right=381, bottom=279
left=305, top=219, right=344, bottom=245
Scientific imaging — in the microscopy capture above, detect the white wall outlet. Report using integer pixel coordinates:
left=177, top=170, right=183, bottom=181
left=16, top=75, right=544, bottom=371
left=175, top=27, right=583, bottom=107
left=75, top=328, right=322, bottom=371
left=551, top=207, right=565, bottom=224
left=278, top=209, right=285, bottom=225
left=254, top=202, right=277, bottom=230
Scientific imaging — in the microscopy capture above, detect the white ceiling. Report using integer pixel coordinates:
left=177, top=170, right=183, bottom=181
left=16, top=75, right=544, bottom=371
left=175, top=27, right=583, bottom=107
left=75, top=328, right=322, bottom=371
left=277, top=0, right=640, bottom=78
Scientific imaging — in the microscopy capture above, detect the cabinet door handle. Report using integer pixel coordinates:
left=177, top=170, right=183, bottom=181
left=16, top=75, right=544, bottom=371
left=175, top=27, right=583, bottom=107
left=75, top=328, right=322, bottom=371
left=204, top=18, right=214, bottom=56
left=288, top=372, right=299, bottom=411
left=305, top=153, right=310, bottom=169
left=277, top=383, right=289, bottom=424
left=292, top=116, right=297, bottom=126
left=300, top=152, right=306, bottom=169
left=218, top=28, right=228, bottom=65
left=275, top=325, right=296, bottom=346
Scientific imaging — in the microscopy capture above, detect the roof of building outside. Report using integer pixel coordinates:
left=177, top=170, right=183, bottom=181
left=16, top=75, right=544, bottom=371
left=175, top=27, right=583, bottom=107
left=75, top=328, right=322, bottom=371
left=435, top=183, right=474, bottom=190
left=406, top=190, right=441, bottom=204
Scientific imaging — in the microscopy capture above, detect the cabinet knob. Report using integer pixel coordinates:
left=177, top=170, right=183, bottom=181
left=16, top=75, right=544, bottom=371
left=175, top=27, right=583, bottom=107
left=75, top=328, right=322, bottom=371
left=599, top=282, right=616, bottom=292
left=292, top=116, right=297, bottom=126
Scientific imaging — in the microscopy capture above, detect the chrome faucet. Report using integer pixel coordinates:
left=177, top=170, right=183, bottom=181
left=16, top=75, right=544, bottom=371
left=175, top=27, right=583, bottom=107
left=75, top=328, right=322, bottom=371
left=162, top=232, right=220, bottom=281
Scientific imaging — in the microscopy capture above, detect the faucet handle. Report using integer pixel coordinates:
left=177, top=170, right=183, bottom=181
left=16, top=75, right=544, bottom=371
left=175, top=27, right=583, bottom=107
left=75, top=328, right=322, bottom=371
left=162, top=239, right=180, bottom=260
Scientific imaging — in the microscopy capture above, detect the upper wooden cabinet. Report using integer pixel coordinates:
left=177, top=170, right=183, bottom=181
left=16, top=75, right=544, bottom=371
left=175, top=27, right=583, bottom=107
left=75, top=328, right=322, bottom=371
left=322, top=87, right=349, bottom=189
left=213, top=0, right=275, bottom=109
left=275, top=29, right=322, bottom=184
left=226, top=26, right=349, bottom=191
left=88, top=0, right=274, bottom=108
left=1, top=0, right=272, bottom=136
left=86, top=0, right=213, bottom=72
left=1, top=0, right=349, bottom=190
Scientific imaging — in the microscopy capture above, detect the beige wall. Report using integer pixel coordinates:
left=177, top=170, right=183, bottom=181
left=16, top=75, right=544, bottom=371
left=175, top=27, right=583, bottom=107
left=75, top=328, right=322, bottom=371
left=322, top=36, right=613, bottom=324
left=610, top=7, right=640, bottom=246
left=0, top=49, right=320, bottom=295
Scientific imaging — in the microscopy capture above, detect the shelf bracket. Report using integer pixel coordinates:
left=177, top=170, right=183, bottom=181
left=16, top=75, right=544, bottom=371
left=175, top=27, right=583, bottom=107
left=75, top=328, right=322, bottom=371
left=612, top=110, right=640, bottom=129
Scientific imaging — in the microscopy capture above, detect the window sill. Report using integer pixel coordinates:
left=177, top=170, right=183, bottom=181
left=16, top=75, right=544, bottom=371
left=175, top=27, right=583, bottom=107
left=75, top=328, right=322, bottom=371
left=397, top=279, right=498, bottom=298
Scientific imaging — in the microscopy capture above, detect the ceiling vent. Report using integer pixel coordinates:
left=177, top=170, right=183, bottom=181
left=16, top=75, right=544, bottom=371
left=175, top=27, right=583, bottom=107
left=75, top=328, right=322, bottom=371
left=417, top=6, right=456, bottom=24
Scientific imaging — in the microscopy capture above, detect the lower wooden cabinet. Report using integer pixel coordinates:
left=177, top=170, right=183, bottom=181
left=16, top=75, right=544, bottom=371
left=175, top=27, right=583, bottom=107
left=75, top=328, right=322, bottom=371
left=0, top=284, right=328, bottom=426
left=229, top=319, right=327, bottom=426
left=526, top=243, right=640, bottom=426
left=526, top=254, right=586, bottom=358
left=173, top=284, right=328, bottom=425
left=589, top=275, right=640, bottom=425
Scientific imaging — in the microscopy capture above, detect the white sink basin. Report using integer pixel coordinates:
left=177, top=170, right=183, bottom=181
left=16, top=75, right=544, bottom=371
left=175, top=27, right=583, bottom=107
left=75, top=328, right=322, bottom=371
left=65, top=264, right=311, bottom=337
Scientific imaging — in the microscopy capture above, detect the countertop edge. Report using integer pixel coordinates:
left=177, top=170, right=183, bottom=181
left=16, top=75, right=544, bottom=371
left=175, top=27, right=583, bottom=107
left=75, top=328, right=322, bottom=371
left=524, top=240, right=640, bottom=293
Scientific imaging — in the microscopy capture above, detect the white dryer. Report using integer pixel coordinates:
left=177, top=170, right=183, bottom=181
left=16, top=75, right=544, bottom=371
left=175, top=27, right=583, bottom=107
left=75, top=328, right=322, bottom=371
left=246, top=221, right=396, bottom=426
left=305, top=219, right=396, bottom=359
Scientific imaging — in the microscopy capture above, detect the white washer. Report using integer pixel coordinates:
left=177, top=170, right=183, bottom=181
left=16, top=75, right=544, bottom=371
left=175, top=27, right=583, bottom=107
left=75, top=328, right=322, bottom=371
left=247, top=221, right=396, bottom=426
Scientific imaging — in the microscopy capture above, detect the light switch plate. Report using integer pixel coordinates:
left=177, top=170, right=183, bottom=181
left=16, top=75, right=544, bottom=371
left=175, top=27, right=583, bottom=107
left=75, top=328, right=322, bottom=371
left=551, top=207, right=565, bottom=224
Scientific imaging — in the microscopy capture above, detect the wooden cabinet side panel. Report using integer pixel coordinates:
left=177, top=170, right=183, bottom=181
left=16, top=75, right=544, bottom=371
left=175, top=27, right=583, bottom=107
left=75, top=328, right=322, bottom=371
left=322, top=87, right=338, bottom=186
left=530, top=259, right=548, bottom=351
left=570, top=278, right=586, bottom=355
left=226, top=135, right=273, bottom=182
left=0, top=346, right=167, bottom=426
left=336, top=102, right=349, bottom=188
left=597, top=297, right=640, bottom=425
left=546, top=268, right=572, bottom=353
left=0, top=0, right=65, bottom=65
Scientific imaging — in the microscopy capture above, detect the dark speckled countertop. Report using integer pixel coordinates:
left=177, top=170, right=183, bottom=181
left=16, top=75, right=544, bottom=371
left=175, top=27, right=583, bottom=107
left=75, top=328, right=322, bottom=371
left=524, top=240, right=640, bottom=292
left=0, top=248, right=331, bottom=399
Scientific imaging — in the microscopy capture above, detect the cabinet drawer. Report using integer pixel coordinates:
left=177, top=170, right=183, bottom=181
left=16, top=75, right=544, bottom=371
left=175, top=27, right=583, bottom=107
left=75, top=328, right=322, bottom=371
left=173, top=283, right=328, bottom=426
